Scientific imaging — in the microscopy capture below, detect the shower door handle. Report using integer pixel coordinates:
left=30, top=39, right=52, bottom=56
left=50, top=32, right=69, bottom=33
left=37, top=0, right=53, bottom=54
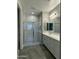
left=33, top=29, right=34, bottom=38
left=32, top=25, right=34, bottom=42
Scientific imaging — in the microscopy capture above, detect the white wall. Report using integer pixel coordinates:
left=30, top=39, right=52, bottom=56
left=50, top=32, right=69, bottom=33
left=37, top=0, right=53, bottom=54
left=49, top=4, right=60, bottom=33
left=20, top=8, right=24, bottom=49
left=42, top=3, right=60, bottom=33
left=23, top=15, right=38, bottom=22
left=42, top=12, right=49, bottom=31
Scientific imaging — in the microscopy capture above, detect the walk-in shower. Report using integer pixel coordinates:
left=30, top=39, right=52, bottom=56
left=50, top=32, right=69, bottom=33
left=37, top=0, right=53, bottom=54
left=23, top=22, right=42, bottom=47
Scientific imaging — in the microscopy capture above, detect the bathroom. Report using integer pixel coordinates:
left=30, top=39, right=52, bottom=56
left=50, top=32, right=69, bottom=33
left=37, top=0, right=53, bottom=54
left=17, top=0, right=60, bottom=59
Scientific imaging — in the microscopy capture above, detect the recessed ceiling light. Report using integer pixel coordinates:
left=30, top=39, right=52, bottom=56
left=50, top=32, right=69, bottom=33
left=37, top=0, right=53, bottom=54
left=32, top=12, right=34, bottom=14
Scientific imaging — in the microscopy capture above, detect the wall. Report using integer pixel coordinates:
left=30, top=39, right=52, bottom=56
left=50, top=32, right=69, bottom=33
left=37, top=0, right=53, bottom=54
left=49, top=3, right=60, bottom=33
left=38, top=13, right=43, bottom=43
left=23, top=14, right=38, bottom=22
left=42, top=3, right=60, bottom=33
left=18, top=1, right=24, bottom=49
left=42, top=12, right=49, bottom=32
left=20, top=7, right=24, bottom=49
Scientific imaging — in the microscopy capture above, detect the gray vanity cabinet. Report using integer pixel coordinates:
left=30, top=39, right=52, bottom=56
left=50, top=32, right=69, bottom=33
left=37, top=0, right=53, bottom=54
left=43, top=34, right=60, bottom=59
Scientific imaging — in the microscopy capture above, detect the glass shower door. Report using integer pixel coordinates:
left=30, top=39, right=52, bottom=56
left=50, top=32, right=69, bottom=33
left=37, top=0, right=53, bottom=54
left=23, top=22, right=42, bottom=46
left=23, top=22, right=33, bottom=46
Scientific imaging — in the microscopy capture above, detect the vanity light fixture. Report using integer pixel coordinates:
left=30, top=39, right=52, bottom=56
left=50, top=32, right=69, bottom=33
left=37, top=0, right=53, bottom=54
left=49, top=12, right=58, bottom=19
left=49, top=12, right=57, bottom=18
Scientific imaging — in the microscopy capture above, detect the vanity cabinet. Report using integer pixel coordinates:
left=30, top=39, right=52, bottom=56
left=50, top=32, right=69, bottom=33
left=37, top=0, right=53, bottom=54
left=43, top=34, right=60, bottom=59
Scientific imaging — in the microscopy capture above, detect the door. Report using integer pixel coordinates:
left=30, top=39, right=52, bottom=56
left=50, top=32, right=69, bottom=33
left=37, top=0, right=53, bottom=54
left=23, top=22, right=33, bottom=46
left=32, top=22, right=38, bottom=42
left=23, top=22, right=42, bottom=46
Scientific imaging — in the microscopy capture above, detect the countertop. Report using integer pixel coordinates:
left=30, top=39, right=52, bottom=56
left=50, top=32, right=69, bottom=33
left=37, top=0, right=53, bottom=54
left=42, top=31, right=60, bottom=41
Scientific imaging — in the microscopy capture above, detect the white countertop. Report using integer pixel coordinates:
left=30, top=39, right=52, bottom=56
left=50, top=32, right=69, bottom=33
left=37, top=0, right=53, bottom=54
left=43, top=31, right=60, bottom=41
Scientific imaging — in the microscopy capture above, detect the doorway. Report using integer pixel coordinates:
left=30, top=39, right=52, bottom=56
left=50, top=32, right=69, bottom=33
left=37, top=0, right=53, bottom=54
left=17, top=5, right=20, bottom=50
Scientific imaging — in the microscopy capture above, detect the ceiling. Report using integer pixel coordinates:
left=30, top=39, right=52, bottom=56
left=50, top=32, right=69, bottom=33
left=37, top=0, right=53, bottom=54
left=18, top=0, right=60, bottom=15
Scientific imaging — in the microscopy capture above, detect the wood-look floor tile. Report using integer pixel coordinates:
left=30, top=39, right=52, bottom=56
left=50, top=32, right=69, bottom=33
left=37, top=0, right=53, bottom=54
left=18, top=45, right=55, bottom=59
